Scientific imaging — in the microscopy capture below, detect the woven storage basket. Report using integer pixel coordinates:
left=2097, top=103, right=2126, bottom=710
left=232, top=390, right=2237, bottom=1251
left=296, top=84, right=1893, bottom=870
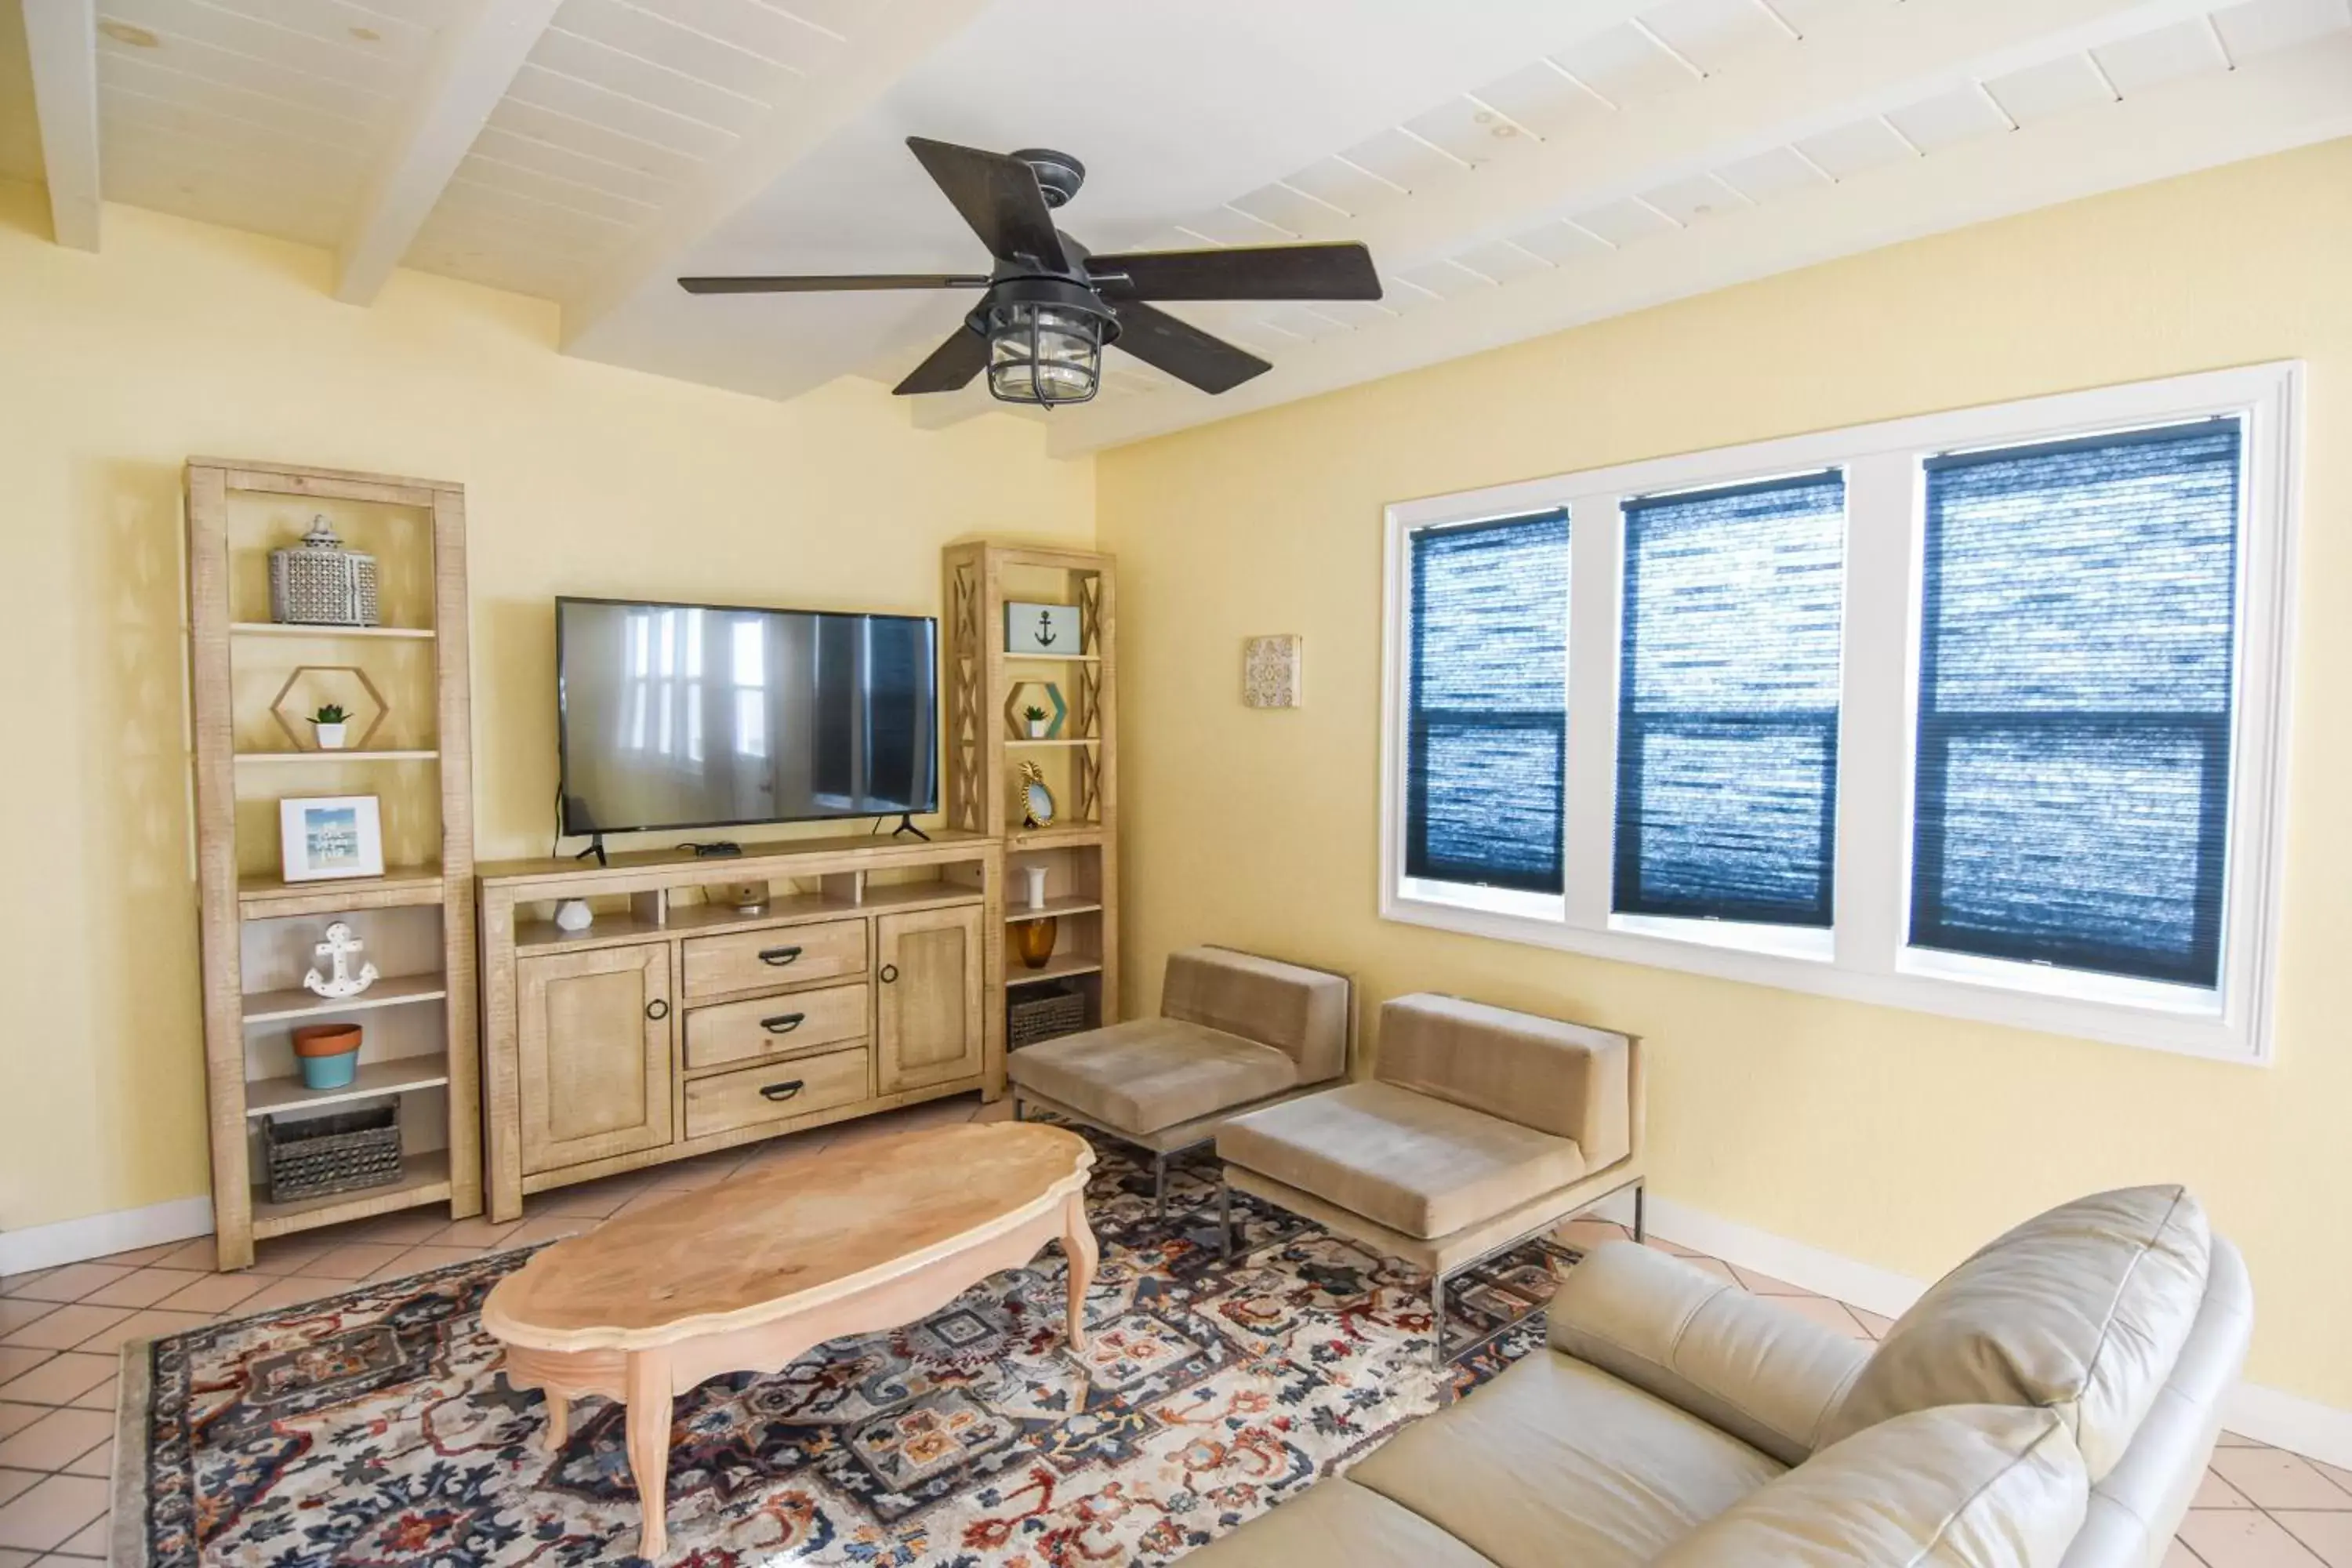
left=263, top=1103, right=404, bottom=1203
left=1008, top=985, right=1089, bottom=1050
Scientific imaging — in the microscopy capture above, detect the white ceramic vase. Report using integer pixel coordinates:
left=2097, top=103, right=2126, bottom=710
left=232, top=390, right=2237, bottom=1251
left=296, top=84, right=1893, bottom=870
left=554, top=898, right=594, bottom=932
left=314, top=722, right=347, bottom=750
left=1023, top=865, right=1049, bottom=911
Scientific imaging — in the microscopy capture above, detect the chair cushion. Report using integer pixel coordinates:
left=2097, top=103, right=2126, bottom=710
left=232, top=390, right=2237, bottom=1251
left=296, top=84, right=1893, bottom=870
left=1348, top=1350, right=1784, bottom=1568
left=1163, top=946, right=1351, bottom=1083
left=1176, top=1475, right=1503, bottom=1568
left=1007, top=1018, right=1298, bottom=1135
left=1217, top=1080, right=1585, bottom=1240
left=1375, top=993, right=1633, bottom=1164
left=1820, top=1186, right=2211, bottom=1483
left=1653, top=1404, right=2089, bottom=1568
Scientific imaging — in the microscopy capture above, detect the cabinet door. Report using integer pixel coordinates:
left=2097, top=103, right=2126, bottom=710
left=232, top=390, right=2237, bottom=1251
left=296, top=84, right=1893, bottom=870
left=517, top=942, right=674, bottom=1174
left=876, top=906, right=983, bottom=1094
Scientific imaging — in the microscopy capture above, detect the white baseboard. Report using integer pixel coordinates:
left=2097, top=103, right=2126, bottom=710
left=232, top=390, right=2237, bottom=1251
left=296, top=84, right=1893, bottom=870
left=1588, top=1187, right=2352, bottom=1472
left=0, top=1196, right=214, bottom=1277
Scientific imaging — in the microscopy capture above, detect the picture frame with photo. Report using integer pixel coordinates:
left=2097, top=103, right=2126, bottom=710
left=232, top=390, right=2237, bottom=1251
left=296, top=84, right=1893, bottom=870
left=279, top=794, right=387, bottom=882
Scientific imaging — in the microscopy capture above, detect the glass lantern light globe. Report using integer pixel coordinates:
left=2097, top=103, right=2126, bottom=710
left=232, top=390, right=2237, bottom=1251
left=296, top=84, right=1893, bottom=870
left=985, top=298, right=1109, bottom=408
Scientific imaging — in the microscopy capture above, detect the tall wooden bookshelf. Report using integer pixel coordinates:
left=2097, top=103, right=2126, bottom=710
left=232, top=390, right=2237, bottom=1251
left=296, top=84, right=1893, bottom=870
left=186, top=459, right=479, bottom=1269
left=942, top=543, right=1120, bottom=1036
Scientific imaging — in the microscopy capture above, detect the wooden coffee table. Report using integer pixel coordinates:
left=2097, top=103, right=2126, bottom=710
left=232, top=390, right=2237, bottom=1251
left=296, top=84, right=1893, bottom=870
left=481, top=1120, right=1098, bottom=1560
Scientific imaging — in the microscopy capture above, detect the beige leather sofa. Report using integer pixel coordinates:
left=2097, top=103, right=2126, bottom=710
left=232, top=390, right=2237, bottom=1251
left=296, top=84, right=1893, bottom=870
left=1216, top=993, right=1642, bottom=1359
left=1187, top=1185, right=2251, bottom=1568
left=1007, top=946, right=1349, bottom=1218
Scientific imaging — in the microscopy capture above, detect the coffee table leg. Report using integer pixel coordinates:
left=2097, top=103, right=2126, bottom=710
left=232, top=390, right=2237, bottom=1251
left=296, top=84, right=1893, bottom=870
left=625, top=1350, right=673, bottom=1562
left=543, top=1393, right=569, bottom=1452
left=1063, top=1192, right=1098, bottom=1353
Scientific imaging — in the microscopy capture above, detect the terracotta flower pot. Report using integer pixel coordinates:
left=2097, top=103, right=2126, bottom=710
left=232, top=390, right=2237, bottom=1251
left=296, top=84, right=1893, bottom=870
left=1013, top=916, right=1058, bottom=969
left=292, top=1022, right=363, bottom=1090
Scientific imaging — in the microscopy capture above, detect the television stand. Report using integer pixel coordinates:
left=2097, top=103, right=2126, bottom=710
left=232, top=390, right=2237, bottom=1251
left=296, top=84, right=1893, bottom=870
left=572, top=834, right=608, bottom=868
left=890, top=814, right=930, bottom=841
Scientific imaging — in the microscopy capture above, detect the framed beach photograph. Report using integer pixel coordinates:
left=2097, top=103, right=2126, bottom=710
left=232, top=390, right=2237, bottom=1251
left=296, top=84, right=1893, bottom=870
left=278, top=794, right=386, bottom=882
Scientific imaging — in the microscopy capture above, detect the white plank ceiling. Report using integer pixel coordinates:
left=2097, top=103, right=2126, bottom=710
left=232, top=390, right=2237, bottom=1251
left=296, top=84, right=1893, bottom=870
left=3, top=0, right=2350, bottom=450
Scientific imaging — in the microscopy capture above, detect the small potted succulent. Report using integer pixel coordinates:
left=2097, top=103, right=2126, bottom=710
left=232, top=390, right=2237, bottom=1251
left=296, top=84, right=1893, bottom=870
left=1022, top=703, right=1049, bottom=739
left=311, top=702, right=350, bottom=750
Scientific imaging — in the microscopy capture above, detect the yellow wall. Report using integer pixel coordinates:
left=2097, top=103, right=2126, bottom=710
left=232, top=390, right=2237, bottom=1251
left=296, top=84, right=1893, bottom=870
left=0, top=181, right=1092, bottom=1232
left=1096, top=139, right=2352, bottom=1408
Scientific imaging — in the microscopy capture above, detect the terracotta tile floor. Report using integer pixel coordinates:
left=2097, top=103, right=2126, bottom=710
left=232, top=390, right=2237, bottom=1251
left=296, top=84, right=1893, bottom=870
left=1, top=1092, right=2343, bottom=1566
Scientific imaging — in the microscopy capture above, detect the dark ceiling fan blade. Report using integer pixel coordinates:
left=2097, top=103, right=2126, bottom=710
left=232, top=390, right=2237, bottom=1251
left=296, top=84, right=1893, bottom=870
left=892, top=327, right=989, bottom=395
left=906, top=137, right=1065, bottom=267
left=1105, top=299, right=1271, bottom=394
left=1086, top=241, right=1381, bottom=302
left=679, top=274, right=989, bottom=294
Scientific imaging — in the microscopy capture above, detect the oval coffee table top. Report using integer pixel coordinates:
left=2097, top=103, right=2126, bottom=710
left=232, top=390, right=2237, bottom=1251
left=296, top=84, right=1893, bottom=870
left=481, top=1121, right=1093, bottom=1352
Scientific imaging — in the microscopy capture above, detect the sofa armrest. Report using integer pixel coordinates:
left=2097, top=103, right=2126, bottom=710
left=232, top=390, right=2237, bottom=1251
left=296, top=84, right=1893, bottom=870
left=1548, top=1241, right=1870, bottom=1466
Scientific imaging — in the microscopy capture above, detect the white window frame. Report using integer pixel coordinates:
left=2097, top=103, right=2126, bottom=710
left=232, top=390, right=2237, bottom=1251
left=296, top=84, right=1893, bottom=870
left=1379, top=363, right=2303, bottom=1065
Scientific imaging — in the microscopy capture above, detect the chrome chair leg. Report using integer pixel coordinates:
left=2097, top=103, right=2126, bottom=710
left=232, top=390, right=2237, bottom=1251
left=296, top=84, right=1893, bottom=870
left=1152, top=1154, right=1168, bottom=1222
left=1632, top=1181, right=1647, bottom=1244
left=1431, top=1270, right=1449, bottom=1366
left=1218, top=1174, right=1233, bottom=1261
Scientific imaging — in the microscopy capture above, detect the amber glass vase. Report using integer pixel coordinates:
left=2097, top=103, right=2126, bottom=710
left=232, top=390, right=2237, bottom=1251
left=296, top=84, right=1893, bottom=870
left=1013, top=916, right=1058, bottom=969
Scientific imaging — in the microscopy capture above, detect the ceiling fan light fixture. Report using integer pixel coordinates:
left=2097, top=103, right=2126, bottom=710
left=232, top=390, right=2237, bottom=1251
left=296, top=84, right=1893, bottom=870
left=985, top=298, right=1110, bottom=408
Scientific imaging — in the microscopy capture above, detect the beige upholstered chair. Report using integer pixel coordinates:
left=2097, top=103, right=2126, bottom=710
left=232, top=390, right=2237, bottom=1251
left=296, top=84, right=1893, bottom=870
left=1216, top=991, right=1643, bottom=1359
left=1006, top=946, right=1350, bottom=1218
left=1189, top=1185, right=2251, bottom=1568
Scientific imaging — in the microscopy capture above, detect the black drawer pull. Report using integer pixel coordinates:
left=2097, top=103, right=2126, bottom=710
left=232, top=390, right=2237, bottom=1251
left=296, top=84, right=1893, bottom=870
left=878, top=964, right=899, bottom=984
left=760, top=1012, right=806, bottom=1035
left=758, top=1080, right=806, bottom=1102
left=757, top=945, right=804, bottom=967
left=644, top=998, right=669, bottom=1021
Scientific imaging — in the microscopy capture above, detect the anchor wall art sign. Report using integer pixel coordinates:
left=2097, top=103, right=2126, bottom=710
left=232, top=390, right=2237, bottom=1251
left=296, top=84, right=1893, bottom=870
left=302, top=920, right=380, bottom=1000
left=1004, top=601, right=1083, bottom=656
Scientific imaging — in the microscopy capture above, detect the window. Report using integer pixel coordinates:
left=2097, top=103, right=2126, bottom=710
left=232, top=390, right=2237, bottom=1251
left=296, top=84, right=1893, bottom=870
left=1403, top=512, right=1570, bottom=898
left=1615, top=472, right=1846, bottom=928
left=1381, top=365, right=2299, bottom=1062
left=1912, top=423, right=2241, bottom=989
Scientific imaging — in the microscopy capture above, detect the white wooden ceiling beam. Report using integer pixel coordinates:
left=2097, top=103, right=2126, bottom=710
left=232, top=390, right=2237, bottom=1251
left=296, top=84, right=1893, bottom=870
left=557, top=0, right=999, bottom=353
left=333, top=0, right=564, bottom=305
left=1046, top=34, right=2352, bottom=456
left=20, top=0, right=102, bottom=251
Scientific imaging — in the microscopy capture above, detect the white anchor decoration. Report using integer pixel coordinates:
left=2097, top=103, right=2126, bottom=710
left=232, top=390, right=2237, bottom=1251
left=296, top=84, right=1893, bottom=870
left=303, top=921, right=379, bottom=1000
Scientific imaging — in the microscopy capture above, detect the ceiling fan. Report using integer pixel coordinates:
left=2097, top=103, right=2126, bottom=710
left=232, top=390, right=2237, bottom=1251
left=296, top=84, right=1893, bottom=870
left=678, top=138, right=1383, bottom=409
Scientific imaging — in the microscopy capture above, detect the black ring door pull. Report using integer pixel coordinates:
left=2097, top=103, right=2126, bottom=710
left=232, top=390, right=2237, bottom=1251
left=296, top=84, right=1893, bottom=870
left=878, top=964, right=899, bottom=984
left=644, top=998, right=670, bottom=1020
left=758, top=1080, right=805, bottom=1102
left=760, top=1012, right=805, bottom=1035
left=757, top=945, right=804, bottom=967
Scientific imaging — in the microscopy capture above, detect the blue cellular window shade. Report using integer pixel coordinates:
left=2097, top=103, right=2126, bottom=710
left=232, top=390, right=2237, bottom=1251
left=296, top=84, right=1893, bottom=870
left=1406, top=512, right=1571, bottom=895
left=1615, top=472, right=1846, bottom=925
left=1912, top=419, right=2242, bottom=988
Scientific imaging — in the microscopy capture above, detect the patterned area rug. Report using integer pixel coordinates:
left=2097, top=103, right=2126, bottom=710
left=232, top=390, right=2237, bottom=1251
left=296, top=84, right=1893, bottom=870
left=113, top=1134, right=1578, bottom=1567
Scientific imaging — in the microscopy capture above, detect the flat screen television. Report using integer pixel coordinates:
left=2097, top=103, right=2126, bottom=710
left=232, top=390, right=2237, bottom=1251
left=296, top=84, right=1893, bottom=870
left=556, top=596, right=938, bottom=839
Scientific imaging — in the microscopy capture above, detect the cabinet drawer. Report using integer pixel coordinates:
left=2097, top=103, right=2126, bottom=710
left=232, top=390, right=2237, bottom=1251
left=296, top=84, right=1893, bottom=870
left=684, top=982, right=869, bottom=1073
left=682, top=919, right=867, bottom=1000
left=682, top=1046, right=873, bottom=1140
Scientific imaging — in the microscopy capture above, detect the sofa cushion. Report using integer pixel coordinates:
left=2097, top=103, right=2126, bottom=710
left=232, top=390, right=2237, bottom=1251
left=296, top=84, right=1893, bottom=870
left=1548, top=1240, right=1869, bottom=1465
left=1820, top=1186, right=2211, bottom=1483
left=1163, top=946, right=1350, bottom=1083
left=1375, top=993, right=1633, bottom=1164
left=1007, top=1018, right=1298, bottom=1135
left=1217, top=1080, right=1585, bottom=1240
left=1175, top=1475, right=1503, bottom=1568
left=1653, top=1405, right=2089, bottom=1568
left=1348, top=1350, right=1784, bottom=1568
